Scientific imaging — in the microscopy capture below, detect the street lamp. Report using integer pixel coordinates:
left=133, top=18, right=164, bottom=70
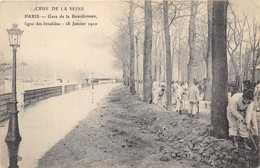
left=91, top=72, right=94, bottom=89
left=91, top=72, right=94, bottom=104
left=5, top=23, right=23, bottom=168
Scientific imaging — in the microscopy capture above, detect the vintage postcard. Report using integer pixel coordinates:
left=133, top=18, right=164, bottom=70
left=0, top=0, right=260, bottom=168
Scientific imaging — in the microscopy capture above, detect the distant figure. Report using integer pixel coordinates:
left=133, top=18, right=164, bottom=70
left=157, top=85, right=166, bottom=108
left=204, top=78, right=212, bottom=108
left=201, top=78, right=208, bottom=99
left=172, top=81, right=179, bottom=105
left=188, top=81, right=200, bottom=118
left=152, top=81, right=160, bottom=103
left=175, top=83, right=184, bottom=115
left=183, top=81, right=188, bottom=91
left=243, top=80, right=254, bottom=93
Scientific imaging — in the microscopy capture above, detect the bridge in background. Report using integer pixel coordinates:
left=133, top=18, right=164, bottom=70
left=85, top=77, right=118, bottom=83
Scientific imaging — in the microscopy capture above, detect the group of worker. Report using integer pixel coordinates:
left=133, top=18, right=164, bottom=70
left=152, top=79, right=260, bottom=150
left=153, top=78, right=212, bottom=118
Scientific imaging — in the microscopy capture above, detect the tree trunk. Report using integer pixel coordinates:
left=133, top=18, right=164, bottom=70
left=188, top=0, right=198, bottom=86
left=143, top=0, right=153, bottom=103
left=129, top=0, right=135, bottom=94
left=243, top=50, right=250, bottom=80
left=123, top=63, right=127, bottom=86
left=135, top=36, right=139, bottom=96
left=163, top=1, right=172, bottom=111
left=178, top=35, right=181, bottom=82
left=159, top=49, right=162, bottom=86
left=207, top=0, right=213, bottom=80
left=211, top=0, right=229, bottom=139
left=238, top=30, right=244, bottom=92
left=252, top=49, right=256, bottom=82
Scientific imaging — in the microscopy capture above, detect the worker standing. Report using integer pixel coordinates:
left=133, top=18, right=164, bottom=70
left=188, top=81, right=200, bottom=118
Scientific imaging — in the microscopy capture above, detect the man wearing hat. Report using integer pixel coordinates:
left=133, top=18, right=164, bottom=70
left=227, top=91, right=254, bottom=149
left=243, top=80, right=254, bottom=93
left=156, top=85, right=166, bottom=108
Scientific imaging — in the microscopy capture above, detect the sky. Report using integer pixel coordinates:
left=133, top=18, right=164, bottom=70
left=229, top=0, right=260, bottom=20
left=0, top=1, right=127, bottom=78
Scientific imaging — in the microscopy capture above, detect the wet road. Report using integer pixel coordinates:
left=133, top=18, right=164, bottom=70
left=0, top=83, right=119, bottom=168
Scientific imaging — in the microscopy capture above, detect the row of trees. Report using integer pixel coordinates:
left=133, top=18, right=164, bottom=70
left=112, top=0, right=259, bottom=139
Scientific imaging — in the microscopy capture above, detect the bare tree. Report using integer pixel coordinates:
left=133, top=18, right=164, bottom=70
left=211, top=0, right=229, bottom=139
left=196, top=20, right=208, bottom=81
left=247, top=18, right=260, bottom=82
left=143, top=0, right=153, bottom=103
left=111, top=23, right=130, bottom=85
left=163, top=0, right=172, bottom=111
left=242, top=48, right=251, bottom=80
left=129, top=0, right=136, bottom=93
left=227, top=5, right=247, bottom=91
left=168, top=2, right=189, bottom=82
left=188, top=0, right=199, bottom=85
left=135, top=36, right=140, bottom=95
left=207, top=0, right=213, bottom=80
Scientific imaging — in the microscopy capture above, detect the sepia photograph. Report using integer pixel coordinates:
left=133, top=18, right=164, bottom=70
left=0, top=0, right=260, bottom=167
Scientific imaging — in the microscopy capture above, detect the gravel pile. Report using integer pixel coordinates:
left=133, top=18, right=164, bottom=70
left=38, top=86, right=258, bottom=168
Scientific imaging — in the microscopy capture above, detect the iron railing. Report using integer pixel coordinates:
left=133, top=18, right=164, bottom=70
left=0, top=93, right=12, bottom=122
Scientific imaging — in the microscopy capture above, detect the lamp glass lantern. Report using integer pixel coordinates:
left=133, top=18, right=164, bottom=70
left=7, top=24, right=24, bottom=47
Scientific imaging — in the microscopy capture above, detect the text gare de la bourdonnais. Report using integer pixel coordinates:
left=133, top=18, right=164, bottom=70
left=24, top=6, right=98, bottom=27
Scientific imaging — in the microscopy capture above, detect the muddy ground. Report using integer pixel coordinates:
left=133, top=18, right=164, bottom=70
left=38, top=86, right=258, bottom=168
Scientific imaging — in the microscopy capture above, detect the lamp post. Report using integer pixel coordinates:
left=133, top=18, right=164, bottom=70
left=5, top=23, right=23, bottom=168
left=91, top=72, right=94, bottom=104
left=91, top=72, right=94, bottom=89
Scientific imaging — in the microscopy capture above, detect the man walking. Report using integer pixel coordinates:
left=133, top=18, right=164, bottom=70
left=188, top=81, right=200, bottom=118
left=175, top=83, right=184, bottom=115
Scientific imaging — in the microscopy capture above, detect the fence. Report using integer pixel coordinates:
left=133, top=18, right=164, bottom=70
left=64, top=84, right=79, bottom=94
left=0, top=93, right=12, bottom=122
left=24, top=86, right=62, bottom=107
left=81, top=83, right=90, bottom=88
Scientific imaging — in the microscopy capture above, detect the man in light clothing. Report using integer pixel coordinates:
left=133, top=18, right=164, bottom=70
left=172, top=81, right=179, bottom=105
left=188, top=81, right=200, bottom=118
left=156, top=85, right=166, bottom=108
left=175, top=84, right=184, bottom=115
left=227, top=91, right=254, bottom=149
left=245, top=101, right=258, bottom=136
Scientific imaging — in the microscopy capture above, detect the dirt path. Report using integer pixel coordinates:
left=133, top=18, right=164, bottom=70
left=37, top=86, right=258, bottom=168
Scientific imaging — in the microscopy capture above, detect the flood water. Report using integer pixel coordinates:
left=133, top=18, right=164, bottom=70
left=0, top=83, right=119, bottom=168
